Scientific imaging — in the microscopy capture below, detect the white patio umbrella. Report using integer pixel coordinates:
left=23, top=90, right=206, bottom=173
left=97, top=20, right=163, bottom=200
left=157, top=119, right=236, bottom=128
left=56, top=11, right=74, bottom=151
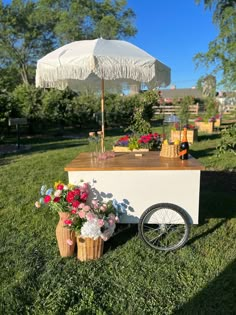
left=36, top=38, right=171, bottom=151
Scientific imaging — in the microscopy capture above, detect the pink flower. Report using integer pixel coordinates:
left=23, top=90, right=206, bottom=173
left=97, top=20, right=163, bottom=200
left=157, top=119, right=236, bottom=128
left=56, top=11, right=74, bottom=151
left=83, top=205, right=91, bottom=212
left=100, top=204, right=107, bottom=212
left=35, top=201, right=41, bottom=208
left=98, top=219, right=104, bottom=227
left=86, top=212, right=95, bottom=221
left=89, top=132, right=95, bottom=137
left=78, top=210, right=86, bottom=218
left=66, top=239, right=73, bottom=246
left=91, top=200, right=99, bottom=209
left=44, top=195, right=51, bottom=203
left=80, top=183, right=89, bottom=192
left=101, top=234, right=108, bottom=241
left=109, top=219, right=115, bottom=226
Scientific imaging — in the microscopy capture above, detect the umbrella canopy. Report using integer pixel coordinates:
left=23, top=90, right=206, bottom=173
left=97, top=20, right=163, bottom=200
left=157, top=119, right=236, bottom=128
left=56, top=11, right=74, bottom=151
left=36, top=38, right=171, bottom=150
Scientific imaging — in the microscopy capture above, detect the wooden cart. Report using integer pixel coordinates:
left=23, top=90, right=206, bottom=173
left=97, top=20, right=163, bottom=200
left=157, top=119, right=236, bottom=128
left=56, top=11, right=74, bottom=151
left=65, top=152, right=205, bottom=251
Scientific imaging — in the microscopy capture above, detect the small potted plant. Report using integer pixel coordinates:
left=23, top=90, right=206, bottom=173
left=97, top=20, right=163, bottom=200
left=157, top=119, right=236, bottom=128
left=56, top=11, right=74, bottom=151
left=170, top=96, right=198, bottom=143
left=194, top=97, right=219, bottom=133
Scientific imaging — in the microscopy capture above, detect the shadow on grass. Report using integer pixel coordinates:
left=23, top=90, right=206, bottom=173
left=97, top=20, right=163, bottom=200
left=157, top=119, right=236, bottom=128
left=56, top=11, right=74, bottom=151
left=197, top=133, right=221, bottom=141
left=0, top=139, right=88, bottom=165
left=174, top=259, right=236, bottom=315
left=190, top=147, right=216, bottom=158
left=199, top=170, right=236, bottom=221
left=187, top=219, right=228, bottom=246
left=104, top=224, right=138, bottom=253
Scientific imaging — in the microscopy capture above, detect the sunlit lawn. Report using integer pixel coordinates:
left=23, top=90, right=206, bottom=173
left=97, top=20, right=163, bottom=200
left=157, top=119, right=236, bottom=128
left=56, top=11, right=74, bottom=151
left=0, top=125, right=235, bottom=314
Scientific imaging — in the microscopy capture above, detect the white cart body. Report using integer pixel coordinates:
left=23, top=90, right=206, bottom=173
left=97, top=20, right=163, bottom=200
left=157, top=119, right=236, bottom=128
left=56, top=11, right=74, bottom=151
left=65, top=152, right=205, bottom=225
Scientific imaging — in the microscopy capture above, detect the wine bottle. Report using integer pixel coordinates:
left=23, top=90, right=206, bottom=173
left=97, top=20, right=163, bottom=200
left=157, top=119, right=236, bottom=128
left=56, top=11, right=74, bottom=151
left=179, top=127, right=189, bottom=160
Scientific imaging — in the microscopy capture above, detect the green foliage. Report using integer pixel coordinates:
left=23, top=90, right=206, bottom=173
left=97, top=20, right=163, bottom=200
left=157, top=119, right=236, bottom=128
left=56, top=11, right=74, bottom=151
left=194, top=1, right=236, bottom=89
left=104, top=94, right=136, bottom=127
left=0, top=88, right=19, bottom=142
left=12, top=84, right=43, bottom=120
left=0, top=0, right=137, bottom=88
left=125, top=90, right=158, bottom=135
left=126, top=107, right=152, bottom=135
left=204, top=96, right=219, bottom=120
left=216, top=124, right=236, bottom=156
left=127, top=134, right=140, bottom=150
left=72, top=93, right=99, bottom=128
left=41, top=88, right=77, bottom=124
left=176, top=96, right=193, bottom=125
left=139, top=90, right=158, bottom=121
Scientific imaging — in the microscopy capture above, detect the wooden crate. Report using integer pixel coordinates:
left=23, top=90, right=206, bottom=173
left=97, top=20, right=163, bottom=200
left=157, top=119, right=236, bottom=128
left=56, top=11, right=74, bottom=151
left=171, top=129, right=198, bottom=144
left=113, top=146, right=149, bottom=152
left=195, top=121, right=214, bottom=133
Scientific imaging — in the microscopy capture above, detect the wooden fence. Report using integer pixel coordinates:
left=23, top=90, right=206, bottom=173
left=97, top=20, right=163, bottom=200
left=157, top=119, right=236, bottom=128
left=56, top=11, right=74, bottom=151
left=153, top=103, right=199, bottom=116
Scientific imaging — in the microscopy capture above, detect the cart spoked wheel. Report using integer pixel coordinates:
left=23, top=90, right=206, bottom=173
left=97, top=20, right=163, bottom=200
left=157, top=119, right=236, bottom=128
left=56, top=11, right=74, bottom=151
left=138, top=203, right=190, bottom=251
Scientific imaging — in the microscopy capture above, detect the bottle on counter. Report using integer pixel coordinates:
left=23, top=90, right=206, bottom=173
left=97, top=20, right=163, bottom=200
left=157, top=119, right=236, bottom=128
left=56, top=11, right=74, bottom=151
left=179, top=127, right=189, bottom=160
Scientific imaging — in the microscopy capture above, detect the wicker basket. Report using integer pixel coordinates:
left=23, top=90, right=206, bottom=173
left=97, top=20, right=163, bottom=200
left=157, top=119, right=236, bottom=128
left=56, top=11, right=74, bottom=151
left=76, top=236, right=104, bottom=261
left=160, top=143, right=180, bottom=158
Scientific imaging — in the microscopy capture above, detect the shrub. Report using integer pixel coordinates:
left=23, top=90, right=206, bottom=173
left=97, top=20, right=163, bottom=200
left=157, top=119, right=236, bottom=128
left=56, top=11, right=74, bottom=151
left=216, top=124, right=236, bottom=156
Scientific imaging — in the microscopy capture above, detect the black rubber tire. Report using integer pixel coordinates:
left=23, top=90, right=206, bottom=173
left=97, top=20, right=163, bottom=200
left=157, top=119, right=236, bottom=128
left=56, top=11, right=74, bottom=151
left=138, top=203, right=190, bottom=251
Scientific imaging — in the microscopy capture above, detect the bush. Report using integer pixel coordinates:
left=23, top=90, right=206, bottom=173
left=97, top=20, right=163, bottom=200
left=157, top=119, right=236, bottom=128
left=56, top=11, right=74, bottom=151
left=176, top=96, right=193, bottom=126
left=72, top=94, right=100, bottom=128
left=216, top=124, right=236, bottom=156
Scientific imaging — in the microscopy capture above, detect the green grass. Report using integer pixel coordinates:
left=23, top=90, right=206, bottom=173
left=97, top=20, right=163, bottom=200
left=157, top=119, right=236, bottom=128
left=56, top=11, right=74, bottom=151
left=0, top=128, right=235, bottom=315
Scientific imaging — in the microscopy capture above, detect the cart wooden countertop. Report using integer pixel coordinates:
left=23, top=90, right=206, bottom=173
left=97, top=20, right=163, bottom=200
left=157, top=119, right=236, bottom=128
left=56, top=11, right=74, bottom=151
left=64, top=152, right=205, bottom=171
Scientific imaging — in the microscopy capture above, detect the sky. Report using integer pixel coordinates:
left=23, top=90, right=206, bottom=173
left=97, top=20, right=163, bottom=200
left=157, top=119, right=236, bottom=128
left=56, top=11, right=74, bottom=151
left=126, top=0, right=218, bottom=89
left=2, top=0, right=219, bottom=90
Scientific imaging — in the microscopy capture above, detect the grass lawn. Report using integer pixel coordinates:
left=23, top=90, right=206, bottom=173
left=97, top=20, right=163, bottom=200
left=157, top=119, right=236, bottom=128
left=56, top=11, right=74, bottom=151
left=0, top=125, right=235, bottom=315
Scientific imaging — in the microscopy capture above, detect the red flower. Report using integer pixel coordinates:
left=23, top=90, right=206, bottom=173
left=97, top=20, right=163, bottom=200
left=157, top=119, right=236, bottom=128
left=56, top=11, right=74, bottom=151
left=53, top=197, right=60, bottom=203
left=71, top=209, right=77, bottom=214
left=72, top=200, right=80, bottom=208
left=64, top=219, right=72, bottom=226
left=73, top=188, right=81, bottom=196
left=80, top=192, right=88, bottom=202
left=44, top=195, right=51, bottom=203
left=57, top=184, right=64, bottom=190
left=66, top=191, right=75, bottom=203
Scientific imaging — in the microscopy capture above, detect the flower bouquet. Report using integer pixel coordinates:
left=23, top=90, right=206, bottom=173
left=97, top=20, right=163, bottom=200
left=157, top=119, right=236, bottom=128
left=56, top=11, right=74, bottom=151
left=35, top=181, right=120, bottom=260
left=35, top=181, right=89, bottom=212
left=65, top=199, right=118, bottom=261
left=35, top=181, right=89, bottom=257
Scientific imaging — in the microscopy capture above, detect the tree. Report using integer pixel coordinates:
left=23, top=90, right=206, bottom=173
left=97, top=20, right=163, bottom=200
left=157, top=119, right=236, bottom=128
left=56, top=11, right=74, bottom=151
left=0, top=0, right=137, bottom=87
left=194, top=0, right=236, bottom=89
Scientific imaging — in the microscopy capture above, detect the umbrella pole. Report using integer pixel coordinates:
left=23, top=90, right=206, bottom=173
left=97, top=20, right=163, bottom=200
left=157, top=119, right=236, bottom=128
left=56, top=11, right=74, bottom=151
left=101, top=78, right=105, bottom=153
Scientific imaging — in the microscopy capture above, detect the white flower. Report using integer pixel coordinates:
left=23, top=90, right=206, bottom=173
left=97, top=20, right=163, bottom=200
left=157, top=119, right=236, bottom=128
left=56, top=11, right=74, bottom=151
left=80, top=218, right=102, bottom=239
left=54, top=190, right=62, bottom=197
